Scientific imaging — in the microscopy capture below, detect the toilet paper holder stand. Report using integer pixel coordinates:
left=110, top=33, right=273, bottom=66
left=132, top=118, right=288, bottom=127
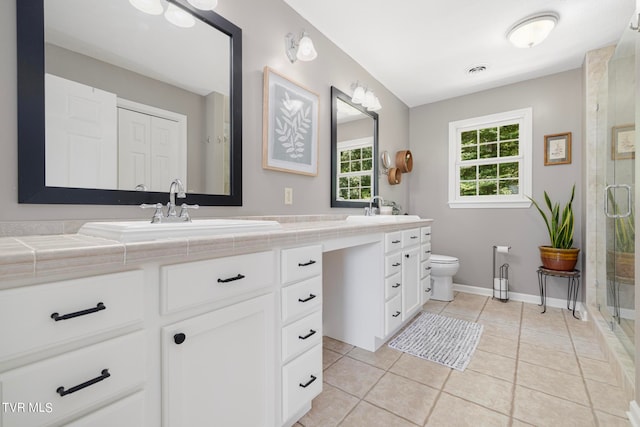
left=493, top=245, right=511, bottom=302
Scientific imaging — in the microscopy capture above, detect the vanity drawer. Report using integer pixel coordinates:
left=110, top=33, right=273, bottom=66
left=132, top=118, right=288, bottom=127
left=161, top=251, right=275, bottom=314
left=281, top=245, right=322, bottom=285
left=421, top=226, right=432, bottom=243
left=421, top=243, right=432, bottom=261
left=281, top=276, right=322, bottom=322
left=282, top=310, right=322, bottom=362
left=401, top=228, right=421, bottom=248
left=385, top=273, right=402, bottom=300
left=65, top=391, right=145, bottom=427
left=0, top=331, right=145, bottom=427
left=385, top=294, right=403, bottom=335
left=282, top=344, right=322, bottom=422
left=421, top=276, right=432, bottom=305
left=421, top=259, right=432, bottom=279
left=0, top=271, right=143, bottom=362
left=385, top=253, right=402, bottom=277
left=384, top=232, right=402, bottom=253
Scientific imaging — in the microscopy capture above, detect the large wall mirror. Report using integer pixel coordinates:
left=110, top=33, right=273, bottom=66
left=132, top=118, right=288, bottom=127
left=17, top=0, right=243, bottom=205
left=330, top=86, right=378, bottom=208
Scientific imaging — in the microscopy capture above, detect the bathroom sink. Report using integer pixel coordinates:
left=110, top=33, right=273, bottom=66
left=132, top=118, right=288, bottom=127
left=78, top=219, right=282, bottom=243
left=346, top=215, right=422, bottom=223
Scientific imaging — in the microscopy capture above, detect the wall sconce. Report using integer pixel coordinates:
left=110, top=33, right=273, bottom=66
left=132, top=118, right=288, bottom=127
left=351, top=83, right=382, bottom=112
left=507, top=13, right=558, bottom=48
left=285, top=31, right=318, bottom=63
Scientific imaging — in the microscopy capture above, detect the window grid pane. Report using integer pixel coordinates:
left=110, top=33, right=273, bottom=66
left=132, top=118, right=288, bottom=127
left=337, top=145, right=374, bottom=201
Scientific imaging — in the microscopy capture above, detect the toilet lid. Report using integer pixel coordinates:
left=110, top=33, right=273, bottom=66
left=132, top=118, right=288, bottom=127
left=431, top=254, right=458, bottom=264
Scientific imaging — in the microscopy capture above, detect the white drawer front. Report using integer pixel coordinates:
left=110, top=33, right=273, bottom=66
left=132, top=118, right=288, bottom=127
left=421, top=226, right=432, bottom=243
left=282, top=310, right=322, bottom=362
left=421, top=243, right=432, bottom=262
left=282, top=344, right=322, bottom=422
left=384, top=273, right=402, bottom=300
left=281, top=245, right=322, bottom=285
left=0, top=271, right=143, bottom=362
left=0, top=332, right=145, bottom=427
left=384, top=232, right=402, bottom=253
left=65, top=391, right=145, bottom=427
left=161, top=251, right=275, bottom=313
left=385, top=294, right=403, bottom=335
left=421, top=276, right=432, bottom=305
left=401, top=228, right=421, bottom=248
left=281, top=276, right=322, bottom=322
left=385, top=253, right=402, bottom=277
left=421, top=259, right=432, bottom=279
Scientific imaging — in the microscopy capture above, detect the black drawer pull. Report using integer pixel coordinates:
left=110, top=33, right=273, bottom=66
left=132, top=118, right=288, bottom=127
left=425, top=250, right=432, bottom=254
left=392, top=262, right=401, bottom=267
left=426, top=267, right=432, bottom=271
left=298, top=260, right=317, bottom=267
left=57, top=369, right=110, bottom=397
left=298, top=329, right=317, bottom=340
left=299, top=375, right=317, bottom=388
left=426, top=288, right=432, bottom=292
left=174, top=333, right=186, bottom=345
left=424, top=232, right=431, bottom=236
left=298, top=294, right=317, bottom=303
left=391, top=240, right=401, bottom=244
left=392, top=311, right=401, bottom=318
left=51, top=302, right=106, bottom=322
left=392, top=283, right=401, bottom=288
left=217, top=274, right=245, bottom=283
left=410, top=236, right=418, bottom=239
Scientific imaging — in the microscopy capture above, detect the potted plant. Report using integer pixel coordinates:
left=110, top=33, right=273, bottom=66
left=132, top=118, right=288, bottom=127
left=528, top=185, right=580, bottom=271
left=607, top=193, right=634, bottom=282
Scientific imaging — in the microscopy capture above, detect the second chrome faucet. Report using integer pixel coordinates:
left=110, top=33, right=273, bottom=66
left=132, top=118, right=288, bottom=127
left=141, top=178, right=199, bottom=223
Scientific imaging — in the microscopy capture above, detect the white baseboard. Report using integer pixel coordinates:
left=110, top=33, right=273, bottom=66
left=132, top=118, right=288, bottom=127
left=452, top=283, right=587, bottom=321
left=628, top=400, right=640, bottom=427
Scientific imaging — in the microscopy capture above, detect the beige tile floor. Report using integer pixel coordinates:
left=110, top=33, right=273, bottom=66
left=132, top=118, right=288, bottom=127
left=295, top=292, right=631, bottom=427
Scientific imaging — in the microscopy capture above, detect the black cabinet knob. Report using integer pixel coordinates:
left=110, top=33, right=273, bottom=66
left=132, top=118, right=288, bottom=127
left=174, top=333, right=186, bottom=345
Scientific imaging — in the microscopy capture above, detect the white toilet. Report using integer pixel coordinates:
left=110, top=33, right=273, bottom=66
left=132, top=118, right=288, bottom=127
left=430, top=254, right=459, bottom=301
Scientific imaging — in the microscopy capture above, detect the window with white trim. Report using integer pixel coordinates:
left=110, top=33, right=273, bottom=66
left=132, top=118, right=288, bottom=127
left=337, top=137, right=373, bottom=201
left=448, top=108, right=532, bottom=208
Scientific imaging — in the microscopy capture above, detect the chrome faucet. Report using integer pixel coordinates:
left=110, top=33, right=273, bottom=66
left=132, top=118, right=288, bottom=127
left=365, top=195, right=385, bottom=216
left=140, top=178, right=199, bottom=223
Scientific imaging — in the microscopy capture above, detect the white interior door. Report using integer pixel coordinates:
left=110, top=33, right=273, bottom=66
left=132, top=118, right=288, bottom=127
left=45, top=73, right=117, bottom=189
left=150, top=116, right=180, bottom=192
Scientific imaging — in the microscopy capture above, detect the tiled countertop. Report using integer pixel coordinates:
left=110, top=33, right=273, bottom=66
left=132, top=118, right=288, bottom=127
left=0, top=215, right=433, bottom=284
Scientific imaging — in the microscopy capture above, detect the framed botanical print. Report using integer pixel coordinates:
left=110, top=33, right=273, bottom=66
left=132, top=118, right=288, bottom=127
left=262, top=67, right=319, bottom=176
left=612, top=124, right=635, bottom=160
left=544, top=132, right=572, bottom=166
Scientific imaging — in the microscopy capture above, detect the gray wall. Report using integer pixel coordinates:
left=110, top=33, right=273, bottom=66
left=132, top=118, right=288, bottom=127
left=1, top=0, right=410, bottom=222
left=409, top=69, right=583, bottom=299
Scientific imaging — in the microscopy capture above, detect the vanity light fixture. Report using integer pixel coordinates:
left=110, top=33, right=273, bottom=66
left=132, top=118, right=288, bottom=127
left=187, top=0, right=218, bottom=10
left=129, top=0, right=163, bottom=15
left=351, top=83, right=382, bottom=112
left=165, top=3, right=196, bottom=28
left=507, top=13, right=558, bottom=48
left=285, top=31, right=318, bottom=63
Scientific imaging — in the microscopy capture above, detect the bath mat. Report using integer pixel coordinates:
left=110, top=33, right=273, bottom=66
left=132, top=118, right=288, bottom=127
left=388, top=311, right=483, bottom=371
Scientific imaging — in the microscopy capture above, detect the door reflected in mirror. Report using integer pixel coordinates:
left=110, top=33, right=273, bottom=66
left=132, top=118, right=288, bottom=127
left=330, top=87, right=378, bottom=208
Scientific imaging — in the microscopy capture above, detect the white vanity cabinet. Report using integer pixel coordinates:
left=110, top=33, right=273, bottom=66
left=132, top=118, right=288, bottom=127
left=384, top=229, right=421, bottom=329
left=0, top=271, right=146, bottom=427
left=160, top=250, right=277, bottom=427
left=421, top=226, right=433, bottom=304
left=279, top=245, right=323, bottom=425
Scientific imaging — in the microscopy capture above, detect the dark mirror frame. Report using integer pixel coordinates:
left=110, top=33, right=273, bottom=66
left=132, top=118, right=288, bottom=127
left=330, top=86, right=379, bottom=208
left=16, top=0, right=243, bottom=205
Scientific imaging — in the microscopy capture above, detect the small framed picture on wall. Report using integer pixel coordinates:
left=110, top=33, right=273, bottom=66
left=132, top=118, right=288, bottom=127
left=612, top=124, right=635, bottom=160
left=544, top=132, right=572, bottom=166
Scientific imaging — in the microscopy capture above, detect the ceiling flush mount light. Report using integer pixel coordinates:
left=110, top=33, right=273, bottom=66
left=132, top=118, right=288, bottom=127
left=285, top=31, right=318, bottom=63
left=350, top=83, right=382, bottom=112
left=467, top=65, right=487, bottom=75
left=129, top=0, right=163, bottom=15
left=187, top=0, right=218, bottom=10
left=507, top=13, right=558, bottom=48
left=165, top=4, right=196, bottom=28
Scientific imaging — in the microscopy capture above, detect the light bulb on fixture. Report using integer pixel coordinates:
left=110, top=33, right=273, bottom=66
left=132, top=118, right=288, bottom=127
left=507, top=13, right=558, bottom=48
left=129, top=0, right=163, bottom=15
left=187, top=0, right=218, bottom=10
left=362, top=90, right=375, bottom=109
left=368, top=96, right=382, bottom=112
left=351, top=85, right=366, bottom=104
left=165, top=4, right=196, bottom=28
left=285, top=31, right=318, bottom=63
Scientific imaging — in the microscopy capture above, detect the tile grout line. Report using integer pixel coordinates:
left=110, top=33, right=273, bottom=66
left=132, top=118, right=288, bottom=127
left=508, top=298, right=524, bottom=426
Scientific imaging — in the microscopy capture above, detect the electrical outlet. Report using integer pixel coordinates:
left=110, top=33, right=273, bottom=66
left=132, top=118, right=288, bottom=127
left=284, top=187, right=293, bottom=205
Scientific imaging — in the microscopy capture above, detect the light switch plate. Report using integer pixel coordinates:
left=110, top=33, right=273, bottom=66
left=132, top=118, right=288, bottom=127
left=284, top=187, right=293, bottom=205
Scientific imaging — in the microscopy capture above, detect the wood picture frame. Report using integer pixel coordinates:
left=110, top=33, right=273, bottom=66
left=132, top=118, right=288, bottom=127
left=262, top=66, right=319, bottom=176
left=612, top=124, right=635, bottom=160
left=544, top=132, right=572, bottom=166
